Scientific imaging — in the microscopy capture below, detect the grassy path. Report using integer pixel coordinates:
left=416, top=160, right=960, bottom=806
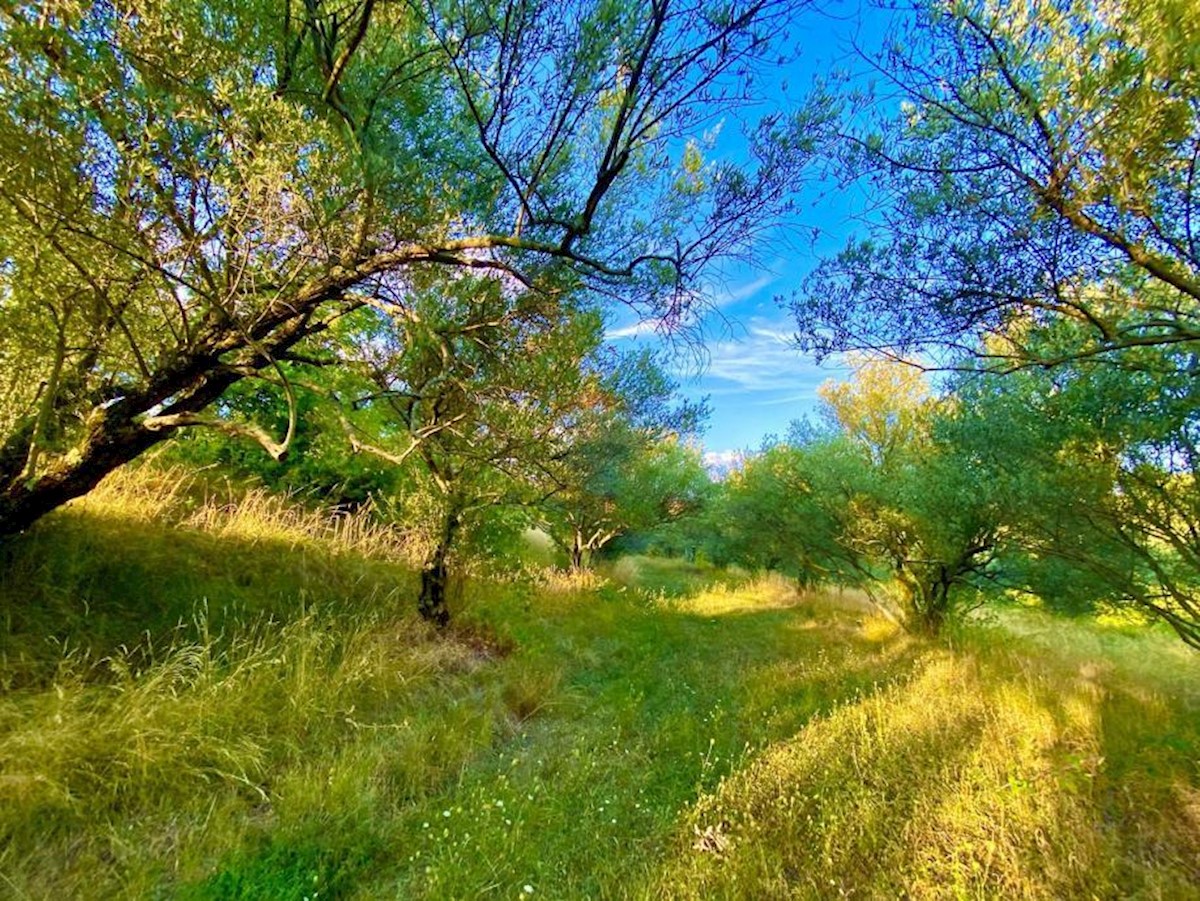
left=347, top=565, right=1199, bottom=900
left=361, top=574, right=923, bottom=899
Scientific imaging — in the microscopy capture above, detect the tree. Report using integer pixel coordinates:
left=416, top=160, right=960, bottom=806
left=793, top=0, right=1200, bottom=368
left=815, top=359, right=1000, bottom=632
left=947, top=329, right=1200, bottom=649
left=842, top=441, right=1000, bottom=634
left=333, top=274, right=604, bottom=625
left=539, top=348, right=708, bottom=570
left=717, top=437, right=865, bottom=585
left=781, top=0, right=1200, bottom=647
left=0, top=0, right=818, bottom=536
left=546, top=428, right=709, bottom=570
left=816, top=355, right=929, bottom=465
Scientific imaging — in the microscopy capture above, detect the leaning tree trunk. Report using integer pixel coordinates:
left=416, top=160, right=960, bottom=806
left=0, top=244, right=468, bottom=538
left=0, top=411, right=166, bottom=536
left=0, top=355, right=249, bottom=536
left=0, top=293, right=335, bottom=537
left=418, top=511, right=461, bottom=627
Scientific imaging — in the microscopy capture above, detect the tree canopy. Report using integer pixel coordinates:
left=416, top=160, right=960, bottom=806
left=2, top=0, right=1198, bottom=650
left=0, top=0, right=816, bottom=535
left=792, top=0, right=1200, bottom=368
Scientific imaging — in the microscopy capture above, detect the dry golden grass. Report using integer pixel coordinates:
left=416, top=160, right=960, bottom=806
left=536, top=566, right=608, bottom=594
left=667, top=572, right=799, bottom=616
left=77, top=463, right=421, bottom=563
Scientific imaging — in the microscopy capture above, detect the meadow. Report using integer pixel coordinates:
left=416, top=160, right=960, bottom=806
left=0, top=472, right=1197, bottom=899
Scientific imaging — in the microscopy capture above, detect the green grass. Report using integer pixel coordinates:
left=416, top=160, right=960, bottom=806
left=1, top=472, right=1197, bottom=899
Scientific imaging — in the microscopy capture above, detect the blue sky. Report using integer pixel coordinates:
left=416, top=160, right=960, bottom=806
left=606, top=2, right=895, bottom=463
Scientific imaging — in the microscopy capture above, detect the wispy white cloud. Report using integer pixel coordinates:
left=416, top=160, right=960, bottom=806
left=697, top=320, right=835, bottom=394
left=747, top=323, right=793, bottom=342
left=702, top=448, right=747, bottom=478
left=603, top=308, right=847, bottom=453
left=709, top=273, right=776, bottom=308
left=703, top=448, right=744, bottom=467
left=604, top=318, right=663, bottom=340
left=605, top=272, right=775, bottom=341
left=751, top=392, right=827, bottom=407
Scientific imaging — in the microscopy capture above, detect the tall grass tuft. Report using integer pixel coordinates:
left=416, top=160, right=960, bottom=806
left=82, top=464, right=421, bottom=562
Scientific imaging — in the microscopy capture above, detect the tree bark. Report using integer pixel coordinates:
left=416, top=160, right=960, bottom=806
left=0, top=301, right=326, bottom=536
left=0, top=410, right=166, bottom=536
left=915, top=576, right=950, bottom=635
left=569, top=528, right=588, bottom=571
left=418, top=510, right=461, bottom=627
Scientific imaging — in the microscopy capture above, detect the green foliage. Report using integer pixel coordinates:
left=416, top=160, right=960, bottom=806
left=343, top=280, right=608, bottom=622
left=165, top=379, right=407, bottom=504
left=943, top=331, right=1200, bottom=647
left=716, top=358, right=1002, bottom=633
left=717, top=439, right=864, bottom=586
left=546, top=430, right=712, bottom=569
left=0, top=0, right=817, bottom=535
left=538, top=347, right=711, bottom=569
left=719, top=337, right=1199, bottom=646
left=796, top=0, right=1200, bottom=365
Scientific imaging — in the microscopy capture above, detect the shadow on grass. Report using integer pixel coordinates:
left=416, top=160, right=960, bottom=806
left=641, top=634, right=1200, bottom=901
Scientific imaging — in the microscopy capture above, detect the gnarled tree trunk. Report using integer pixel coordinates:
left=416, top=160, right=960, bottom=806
left=0, top=286, right=340, bottom=537
left=418, top=508, right=462, bottom=627
left=569, top=527, right=589, bottom=572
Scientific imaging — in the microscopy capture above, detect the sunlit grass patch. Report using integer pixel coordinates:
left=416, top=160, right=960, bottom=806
left=668, top=573, right=797, bottom=616
left=535, top=565, right=607, bottom=594
left=860, top=612, right=901, bottom=643
left=609, top=555, right=645, bottom=588
left=655, top=638, right=1200, bottom=900
left=982, top=605, right=1200, bottom=705
left=350, top=574, right=928, bottom=899
left=0, top=467, right=425, bottom=689
left=1093, top=604, right=1157, bottom=631
left=77, top=463, right=419, bottom=563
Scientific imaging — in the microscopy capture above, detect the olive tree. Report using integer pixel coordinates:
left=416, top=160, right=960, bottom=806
left=545, top=428, right=710, bottom=570
left=816, top=359, right=1000, bottom=632
left=948, top=330, right=1200, bottom=649
left=793, top=0, right=1200, bottom=367
left=329, top=274, right=605, bottom=624
left=0, top=0, right=818, bottom=535
left=717, top=438, right=861, bottom=585
left=538, top=348, right=708, bottom=570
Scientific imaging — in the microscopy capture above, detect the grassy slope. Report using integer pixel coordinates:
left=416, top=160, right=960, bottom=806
left=1, top=478, right=1197, bottom=900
